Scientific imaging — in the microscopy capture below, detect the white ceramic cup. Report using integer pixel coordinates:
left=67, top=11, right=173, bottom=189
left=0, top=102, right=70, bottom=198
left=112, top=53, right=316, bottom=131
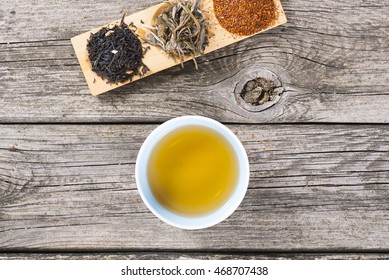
left=135, top=116, right=249, bottom=229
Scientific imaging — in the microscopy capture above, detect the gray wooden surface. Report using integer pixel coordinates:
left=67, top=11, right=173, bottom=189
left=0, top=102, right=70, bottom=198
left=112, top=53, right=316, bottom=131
left=0, top=0, right=388, bottom=123
left=0, top=0, right=389, bottom=258
left=1, top=253, right=389, bottom=260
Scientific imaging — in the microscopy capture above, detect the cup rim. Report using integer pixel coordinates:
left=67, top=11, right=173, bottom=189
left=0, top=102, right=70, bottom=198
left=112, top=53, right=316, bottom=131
left=135, top=116, right=249, bottom=229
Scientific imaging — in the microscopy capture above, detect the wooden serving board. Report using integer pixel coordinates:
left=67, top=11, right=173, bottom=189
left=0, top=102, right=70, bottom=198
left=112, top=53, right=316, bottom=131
left=71, top=0, right=287, bottom=96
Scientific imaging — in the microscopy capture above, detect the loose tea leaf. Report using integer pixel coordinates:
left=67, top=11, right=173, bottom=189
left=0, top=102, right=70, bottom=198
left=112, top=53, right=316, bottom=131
left=213, top=0, right=279, bottom=36
left=146, top=0, right=209, bottom=69
left=87, top=16, right=149, bottom=84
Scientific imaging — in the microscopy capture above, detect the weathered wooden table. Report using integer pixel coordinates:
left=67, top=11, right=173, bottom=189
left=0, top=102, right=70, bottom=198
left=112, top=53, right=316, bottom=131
left=1, top=0, right=388, bottom=260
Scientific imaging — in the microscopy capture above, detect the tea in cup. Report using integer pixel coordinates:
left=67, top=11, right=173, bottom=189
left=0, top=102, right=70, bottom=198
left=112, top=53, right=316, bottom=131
left=135, top=116, right=249, bottom=229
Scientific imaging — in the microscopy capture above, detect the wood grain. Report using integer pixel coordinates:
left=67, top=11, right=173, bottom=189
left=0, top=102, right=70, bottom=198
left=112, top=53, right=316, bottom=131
left=1, top=0, right=388, bottom=256
left=71, top=0, right=286, bottom=95
left=1, top=253, right=389, bottom=260
left=0, top=0, right=388, bottom=122
left=0, top=124, right=388, bottom=250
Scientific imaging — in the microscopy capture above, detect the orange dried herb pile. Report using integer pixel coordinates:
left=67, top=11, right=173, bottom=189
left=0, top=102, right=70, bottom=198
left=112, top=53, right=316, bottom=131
left=213, top=0, right=279, bottom=36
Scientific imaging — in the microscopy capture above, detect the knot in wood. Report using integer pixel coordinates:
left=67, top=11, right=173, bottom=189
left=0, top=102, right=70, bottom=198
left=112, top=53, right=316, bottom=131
left=241, top=78, right=275, bottom=105
left=234, top=68, right=284, bottom=112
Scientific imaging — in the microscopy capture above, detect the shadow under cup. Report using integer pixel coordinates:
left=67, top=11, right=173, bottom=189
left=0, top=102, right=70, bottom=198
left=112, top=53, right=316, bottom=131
left=135, top=116, right=249, bottom=229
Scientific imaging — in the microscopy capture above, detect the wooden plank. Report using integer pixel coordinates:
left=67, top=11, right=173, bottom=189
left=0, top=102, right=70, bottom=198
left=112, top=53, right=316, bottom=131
left=0, top=124, right=388, bottom=250
left=1, top=253, right=389, bottom=260
left=0, top=0, right=388, bottom=122
left=71, top=0, right=287, bottom=95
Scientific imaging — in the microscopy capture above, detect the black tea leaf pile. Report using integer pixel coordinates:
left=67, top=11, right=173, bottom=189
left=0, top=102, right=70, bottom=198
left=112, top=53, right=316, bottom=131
left=87, top=17, right=149, bottom=84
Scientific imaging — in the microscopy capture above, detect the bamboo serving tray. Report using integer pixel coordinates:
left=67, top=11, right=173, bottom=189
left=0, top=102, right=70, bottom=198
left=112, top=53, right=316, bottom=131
left=71, top=0, right=287, bottom=96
